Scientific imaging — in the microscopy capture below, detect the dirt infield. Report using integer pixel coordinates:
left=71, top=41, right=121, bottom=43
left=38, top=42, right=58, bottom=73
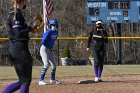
left=0, top=75, right=140, bottom=93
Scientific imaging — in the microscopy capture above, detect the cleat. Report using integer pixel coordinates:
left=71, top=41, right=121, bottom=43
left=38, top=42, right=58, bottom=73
left=39, top=81, right=47, bottom=85
left=98, top=78, right=103, bottom=82
left=50, top=79, right=61, bottom=84
left=95, top=77, right=99, bottom=83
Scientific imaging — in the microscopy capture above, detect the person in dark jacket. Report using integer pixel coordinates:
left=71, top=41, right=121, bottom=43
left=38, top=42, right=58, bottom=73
left=87, top=20, right=108, bottom=82
left=2, top=0, right=43, bottom=93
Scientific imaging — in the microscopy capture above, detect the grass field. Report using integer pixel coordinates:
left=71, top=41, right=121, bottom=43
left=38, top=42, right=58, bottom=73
left=0, top=65, right=140, bottom=93
left=0, top=65, right=140, bottom=80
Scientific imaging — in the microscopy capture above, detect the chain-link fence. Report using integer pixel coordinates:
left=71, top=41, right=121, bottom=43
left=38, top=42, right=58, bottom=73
left=0, top=0, right=140, bottom=66
left=0, top=37, right=140, bottom=66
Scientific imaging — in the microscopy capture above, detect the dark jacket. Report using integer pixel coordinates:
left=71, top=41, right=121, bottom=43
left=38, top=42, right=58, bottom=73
left=7, top=9, right=32, bottom=42
left=87, top=28, right=108, bottom=49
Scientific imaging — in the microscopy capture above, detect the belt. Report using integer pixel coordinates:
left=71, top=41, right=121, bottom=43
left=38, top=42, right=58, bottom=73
left=12, top=25, right=22, bottom=28
left=49, top=48, right=55, bottom=51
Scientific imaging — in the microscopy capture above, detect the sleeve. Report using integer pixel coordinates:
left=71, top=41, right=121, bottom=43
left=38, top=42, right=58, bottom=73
left=20, top=12, right=33, bottom=33
left=6, top=13, right=14, bottom=39
left=7, top=13, right=12, bottom=31
left=20, top=26, right=32, bottom=33
left=103, top=30, right=108, bottom=43
left=41, top=31, right=49, bottom=46
left=87, top=31, right=93, bottom=48
left=20, top=19, right=33, bottom=33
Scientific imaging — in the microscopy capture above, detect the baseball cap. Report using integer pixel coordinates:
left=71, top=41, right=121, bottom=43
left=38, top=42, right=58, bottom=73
left=96, top=21, right=103, bottom=25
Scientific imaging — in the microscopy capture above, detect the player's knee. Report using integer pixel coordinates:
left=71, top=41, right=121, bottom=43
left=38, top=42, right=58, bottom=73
left=51, top=65, right=56, bottom=71
left=20, top=77, right=32, bottom=86
left=94, top=61, right=99, bottom=65
left=44, top=64, right=49, bottom=69
left=21, top=81, right=31, bottom=86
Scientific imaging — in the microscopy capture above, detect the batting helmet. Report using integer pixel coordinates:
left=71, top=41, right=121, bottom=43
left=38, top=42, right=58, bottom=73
left=50, top=19, right=58, bottom=25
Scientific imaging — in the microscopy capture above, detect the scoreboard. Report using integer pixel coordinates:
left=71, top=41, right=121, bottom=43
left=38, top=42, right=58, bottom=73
left=87, top=0, right=140, bottom=24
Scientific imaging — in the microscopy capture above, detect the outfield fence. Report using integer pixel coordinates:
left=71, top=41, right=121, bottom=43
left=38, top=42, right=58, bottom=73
left=0, top=37, right=140, bottom=66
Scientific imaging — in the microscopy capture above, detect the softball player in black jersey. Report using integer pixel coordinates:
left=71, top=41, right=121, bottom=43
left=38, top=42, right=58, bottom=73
left=2, top=0, right=43, bottom=93
left=87, top=21, right=108, bottom=83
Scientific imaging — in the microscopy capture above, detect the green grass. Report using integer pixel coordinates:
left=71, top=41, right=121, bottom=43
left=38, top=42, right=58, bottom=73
left=0, top=65, right=140, bottom=80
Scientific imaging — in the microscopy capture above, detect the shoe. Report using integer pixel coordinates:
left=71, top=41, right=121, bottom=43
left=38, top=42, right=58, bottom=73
left=95, top=77, right=99, bottom=83
left=50, top=79, right=61, bottom=84
left=98, top=78, right=103, bottom=82
left=39, top=81, right=47, bottom=85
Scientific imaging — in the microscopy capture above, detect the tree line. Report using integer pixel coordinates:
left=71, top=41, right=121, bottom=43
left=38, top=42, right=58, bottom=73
left=0, top=0, right=140, bottom=65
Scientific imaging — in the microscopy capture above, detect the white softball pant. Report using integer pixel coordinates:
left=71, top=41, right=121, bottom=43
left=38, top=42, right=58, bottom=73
left=40, top=45, right=57, bottom=70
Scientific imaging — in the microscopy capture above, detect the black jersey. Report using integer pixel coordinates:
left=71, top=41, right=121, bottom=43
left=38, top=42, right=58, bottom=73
left=87, top=28, right=108, bottom=49
left=7, top=9, right=32, bottom=42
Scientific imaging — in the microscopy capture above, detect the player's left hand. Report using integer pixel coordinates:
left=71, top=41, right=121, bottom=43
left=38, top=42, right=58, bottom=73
left=87, top=48, right=90, bottom=51
left=102, top=36, right=108, bottom=39
left=32, top=14, right=44, bottom=33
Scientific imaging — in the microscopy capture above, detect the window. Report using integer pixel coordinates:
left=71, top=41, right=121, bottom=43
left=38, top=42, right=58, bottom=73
left=89, top=8, right=100, bottom=15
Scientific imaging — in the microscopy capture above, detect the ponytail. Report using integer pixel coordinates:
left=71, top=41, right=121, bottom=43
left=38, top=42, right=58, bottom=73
left=13, top=0, right=22, bottom=4
left=12, top=0, right=23, bottom=20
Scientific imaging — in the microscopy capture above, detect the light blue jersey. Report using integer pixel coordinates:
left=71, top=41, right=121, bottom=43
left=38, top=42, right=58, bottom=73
left=41, top=29, right=58, bottom=49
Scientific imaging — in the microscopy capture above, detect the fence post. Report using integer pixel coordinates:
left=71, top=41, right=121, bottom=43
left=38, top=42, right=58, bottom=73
left=116, top=23, right=122, bottom=64
left=57, top=40, right=60, bottom=66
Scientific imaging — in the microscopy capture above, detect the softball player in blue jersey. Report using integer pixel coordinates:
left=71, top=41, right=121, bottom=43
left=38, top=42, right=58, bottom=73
left=39, top=19, right=61, bottom=85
